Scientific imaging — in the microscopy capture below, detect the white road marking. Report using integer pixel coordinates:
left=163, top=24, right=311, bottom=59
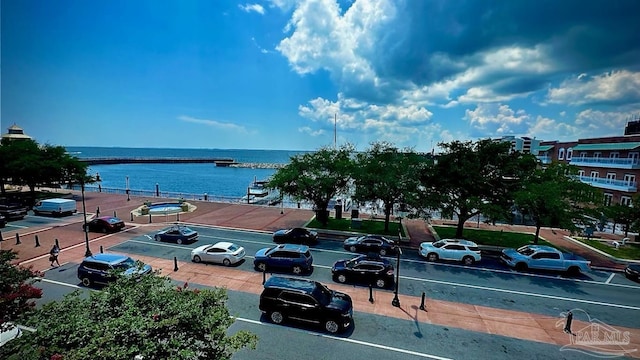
left=234, top=317, right=454, bottom=360
left=39, top=278, right=83, bottom=289
left=605, top=273, right=616, bottom=284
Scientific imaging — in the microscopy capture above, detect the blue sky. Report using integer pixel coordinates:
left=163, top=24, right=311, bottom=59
left=2, top=0, right=640, bottom=152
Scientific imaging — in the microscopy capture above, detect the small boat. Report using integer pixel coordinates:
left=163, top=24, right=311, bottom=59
left=242, top=177, right=280, bottom=205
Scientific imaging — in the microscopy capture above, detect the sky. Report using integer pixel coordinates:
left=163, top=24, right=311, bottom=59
left=2, top=0, right=640, bottom=152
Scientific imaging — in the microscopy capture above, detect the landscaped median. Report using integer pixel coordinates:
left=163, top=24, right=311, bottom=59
left=567, top=235, right=640, bottom=262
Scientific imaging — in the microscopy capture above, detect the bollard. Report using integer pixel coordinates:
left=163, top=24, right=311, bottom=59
left=149, top=213, right=152, bottom=223
left=173, top=256, right=179, bottom=272
left=15, top=232, right=21, bottom=245
left=564, top=310, right=574, bottom=334
left=35, top=234, right=40, bottom=247
left=419, top=292, right=426, bottom=311
left=113, top=210, right=117, bottom=218
left=176, top=212, right=180, bottom=222
left=369, top=283, right=374, bottom=303
left=130, top=212, right=134, bottom=221
left=262, top=270, right=266, bottom=285
left=100, top=245, right=104, bottom=253
left=96, top=206, right=100, bottom=217
left=204, top=193, right=208, bottom=201
left=55, top=238, right=60, bottom=248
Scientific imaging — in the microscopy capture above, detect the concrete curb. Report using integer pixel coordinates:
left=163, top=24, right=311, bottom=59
left=562, top=235, right=640, bottom=266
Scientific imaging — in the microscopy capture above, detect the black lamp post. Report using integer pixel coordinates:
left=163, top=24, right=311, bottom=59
left=392, top=234, right=402, bottom=307
left=81, top=180, right=92, bottom=257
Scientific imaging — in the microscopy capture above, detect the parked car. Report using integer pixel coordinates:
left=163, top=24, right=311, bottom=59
left=331, top=254, right=394, bottom=288
left=83, top=216, right=125, bottom=233
left=0, top=214, right=5, bottom=228
left=191, top=242, right=246, bottom=266
left=0, top=322, right=22, bottom=347
left=259, top=276, right=353, bottom=334
left=624, top=264, right=640, bottom=282
left=77, top=253, right=152, bottom=287
left=500, top=245, right=591, bottom=275
left=273, top=227, right=318, bottom=245
left=419, top=239, right=481, bottom=265
left=154, top=224, right=198, bottom=244
left=254, top=244, right=313, bottom=275
left=33, top=198, right=77, bottom=217
left=343, top=234, right=398, bottom=256
left=0, top=203, right=28, bottom=221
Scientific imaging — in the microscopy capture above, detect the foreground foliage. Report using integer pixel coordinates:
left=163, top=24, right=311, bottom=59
left=0, top=250, right=43, bottom=326
left=1, top=272, right=257, bottom=360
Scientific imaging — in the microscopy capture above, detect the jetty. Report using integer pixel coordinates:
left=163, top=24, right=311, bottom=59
left=78, top=157, right=284, bottom=169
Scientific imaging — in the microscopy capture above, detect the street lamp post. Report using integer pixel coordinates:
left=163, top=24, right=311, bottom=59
left=81, top=181, right=92, bottom=257
left=392, top=245, right=402, bottom=307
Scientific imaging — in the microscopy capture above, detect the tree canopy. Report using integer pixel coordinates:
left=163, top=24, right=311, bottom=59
left=351, top=142, right=424, bottom=232
left=0, top=250, right=43, bottom=327
left=268, top=144, right=355, bottom=225
left=514, top=162, right=602, bottom=243
left=1, top=271, right=257, bottom=360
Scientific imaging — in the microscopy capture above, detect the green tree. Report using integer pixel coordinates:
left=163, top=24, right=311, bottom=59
left=514, top=162, right=601, bottom=244
left=0, top=250, right=43, bottom=325
left=427, top=140, right=537, bottom=238
left=268, top=144, right=355, bottom=225
left=352, top=142, right=424, bottom=232
left=1, top=272, right=257, bottom=360
left=604, top=203, right=636, bottom=237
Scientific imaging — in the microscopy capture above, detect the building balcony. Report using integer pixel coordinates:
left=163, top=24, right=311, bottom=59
left=536, top=155, right=552, bottom=164
left=577, top=176, right=637, bottom=192
left=570, top=157, right=640, bottom=169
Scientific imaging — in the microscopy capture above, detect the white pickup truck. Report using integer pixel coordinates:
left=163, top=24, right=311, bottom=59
left=500, top=245, right=591, bottom=275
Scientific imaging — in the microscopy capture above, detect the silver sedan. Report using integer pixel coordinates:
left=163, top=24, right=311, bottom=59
left=191, top=242, right=246, bottom=266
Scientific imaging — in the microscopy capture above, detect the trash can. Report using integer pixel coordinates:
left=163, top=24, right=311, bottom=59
left=334, top=205, right=342, bottom=220
left=351, top=209, right=359, bottom=219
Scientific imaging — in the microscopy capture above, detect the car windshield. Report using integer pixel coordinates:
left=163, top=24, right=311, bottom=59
left=113, top=257, right=136, bottom=270
left=313, top=283, right=332, bottom=306
left=433, top=241, right=445, bottom=248
left=107, top=218, right=120, bottom=224
left=228, top=244, right=240, bottom=252
left=516, top=246, right=535, bottom=256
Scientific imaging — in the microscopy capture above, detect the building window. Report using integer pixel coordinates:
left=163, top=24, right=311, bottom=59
left=621, top=196, right=633, bottom=206
left=594, top=152, right=601, bottom=159
left=610, top=152, right=619, bottom=158
left=604, top=193, right=613, bottom=206
left=558, top=148, right=565, bottom=160
left=630, top=152, right=639, bottom=164
left=624, top=174, right=636, bottom=185
left=580, top=152, right=587, bottom=159
left=606, top=173, right=616, bottom=182
left=566, top=148, right=573, bottom=160
left=578, top=170, right=585, bottom=177
left=590, top=171, right=598, bottom=179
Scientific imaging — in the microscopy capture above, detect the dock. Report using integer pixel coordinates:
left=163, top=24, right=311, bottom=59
left=79, top=157, right=237, bottom=166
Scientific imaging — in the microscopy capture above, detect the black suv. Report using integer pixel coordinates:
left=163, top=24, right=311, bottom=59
left=259, top=276, right=353, bottom=334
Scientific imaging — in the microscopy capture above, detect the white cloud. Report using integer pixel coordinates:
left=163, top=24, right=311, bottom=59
left=464, top=104, right=530, bottom=136
left=178, top=115, right=248, bottom=132
left=298, top=126, right=325, bottom=136
left=238, top=3, right=266, bottom=14
left=547, top=70, right=640, bottom=106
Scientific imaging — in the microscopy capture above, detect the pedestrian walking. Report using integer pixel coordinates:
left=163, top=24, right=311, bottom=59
left=49, top=244, right=60, bottom=267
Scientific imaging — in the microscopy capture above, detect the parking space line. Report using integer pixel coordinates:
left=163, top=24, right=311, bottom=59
left=234, top=317, right=454, bottom=360
left=606, top=273, right=615, bottom=284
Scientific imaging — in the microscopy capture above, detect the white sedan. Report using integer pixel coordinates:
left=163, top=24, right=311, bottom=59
left=419, top=239, right=482, bottom=265
left=191, top=242, right=246, bottom=266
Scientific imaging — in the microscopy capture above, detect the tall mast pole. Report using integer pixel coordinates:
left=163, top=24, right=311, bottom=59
left=334, top=113, right=337, bottom=149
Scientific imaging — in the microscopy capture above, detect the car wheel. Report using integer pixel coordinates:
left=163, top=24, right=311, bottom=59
left=176, top=238, right=183, bottom=245
left=101, top=227, right=108, bottom=233
left=426, top=253, right=438, bottom=262
left=515, top=262, right=528, bottom=272
left=325, top=319, right=340, bottom=334
left=192, top=255, right=202, bottom=263
left=223, top=258, right=231, bottom=266
left=337, top=274, right=347, bottom=283
left=270, top=311, right=284, bottom=324
left=256, top=262, right=267, bottom=272
left=154, top=235, right=161, bottom=241
left=81, top=277, right=92, bottom=287
left=292, top=266, right=303, bottom=275
left=462, top=256, right=475, bottom=265
left=375, top=278, right=386, bottom=288
left=567, top=266, right=581, bottom=276
left=379, top=248, right=387, bottom=256
left=349, top=245, right=357, bottom=252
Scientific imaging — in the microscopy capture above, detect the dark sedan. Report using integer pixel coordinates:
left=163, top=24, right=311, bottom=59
left=625, top=264, right=640, bottom=282
left=154, top=224, right=198, bottom=244
left=331, top=254, right=394, bottom=288
left=343, top=234, right=398, bottom=256
left=83, top=216, right=125, bottom=233
left=273, top=227, right=318, bottom=245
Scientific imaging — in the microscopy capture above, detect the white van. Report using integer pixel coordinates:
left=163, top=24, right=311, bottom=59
left=33, top=198, right=77, bottom=217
